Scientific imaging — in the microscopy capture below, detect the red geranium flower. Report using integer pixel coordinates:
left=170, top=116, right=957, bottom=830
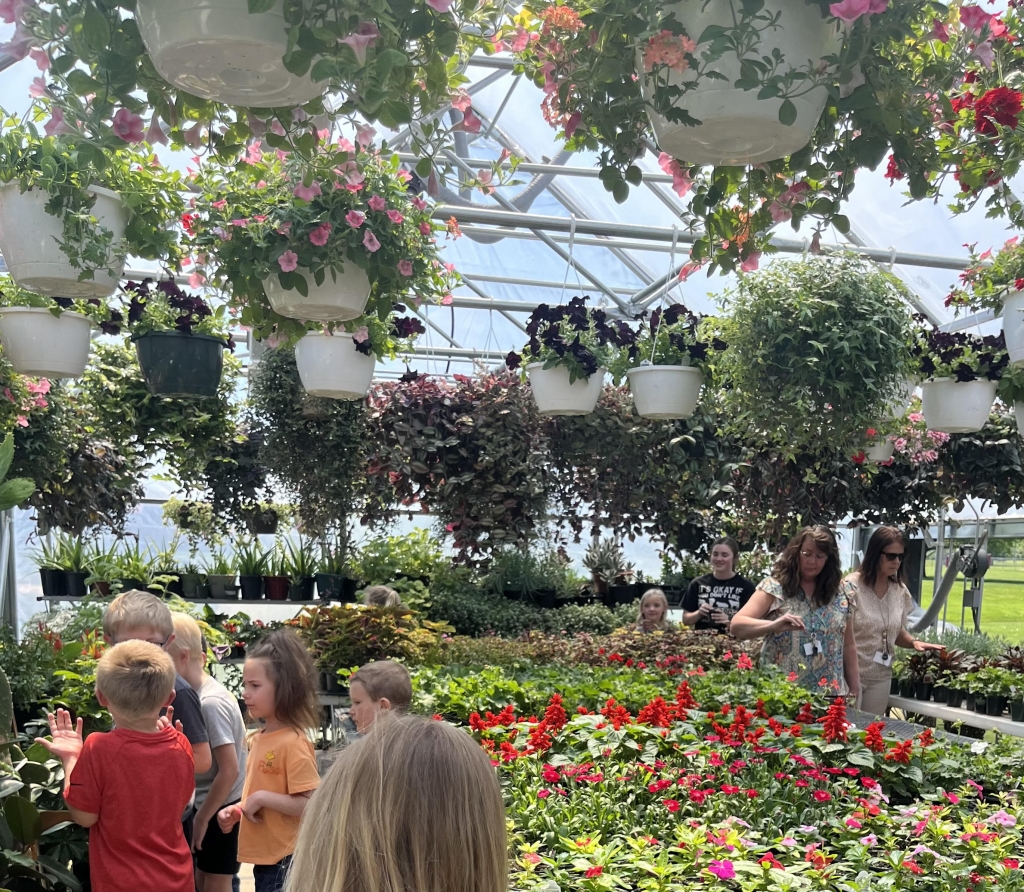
left=974, top=86, right=1023, bottom=135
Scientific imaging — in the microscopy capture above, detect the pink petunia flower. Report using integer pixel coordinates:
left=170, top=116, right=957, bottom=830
left=457, top=109, right=482, bottom=133
left=419, top=222, right=433, bottom=236
left=426, top=0, right=454, bottom=12
left=368, top=195, right=387, bottom=212
left=960, top=5, right=993, bottom=33
left=278, top=250, right=299, bottom=272
left=212, top=199, right=228, bottom=210
left=355, top=123, right=377, bottom=149
left=829, top=0, right=871, bottom=23
left=387, top=209, right=404, bottom=224
left=293, top=181, right=323, bottom=201
left=658, top=152, right=693, bottom=198
left=351, top=325, right=370, bottom=344
left=43, top=106, right=73, bottom=137
left=188, top=272, right=207, bottom=289
left=450, top=89, right=472, bottom=112
left=398, top=260, right=414, bottom=276
left=28, top=76, right=47, bottom=99
left=346, top=210, right=366, bottom=228
left=145, top=116, right=168, bottom=146
left=309, top=221, right=332, bottom=246
left=29, top=48, right=49, bottom=70
left=112, top=107, right=145, bottom=143
left=244, top=143, right=263, bottom=164
left=441, top=293, right=453, bottom=305
left=363, top=230, right=381, bottom=252
left=740, top=252, right=762, bottom=272
left=412, top=196, right=428, bottom=211
left=339, top=31, right=376, bottom=66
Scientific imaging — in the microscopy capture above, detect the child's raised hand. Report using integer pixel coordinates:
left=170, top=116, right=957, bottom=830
left=34, top=709, right=83, bottom=762
left=216, top=804, right=243, bottom=834
left=156, top=705, right=185, bottom=734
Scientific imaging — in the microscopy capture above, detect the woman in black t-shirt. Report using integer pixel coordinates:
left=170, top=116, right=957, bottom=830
left=682, top=537, right=756, bottom=633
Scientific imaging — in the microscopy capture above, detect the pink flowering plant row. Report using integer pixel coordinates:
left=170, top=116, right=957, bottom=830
left=0, top=107, right=187, bottom=281
left=14, top=0, right=504, bottom=167
left=506, top=0, right=1024, bottom=274
left=419, top=657, right=1024, bottom=892
left=186, top=136, right=456, bottom=356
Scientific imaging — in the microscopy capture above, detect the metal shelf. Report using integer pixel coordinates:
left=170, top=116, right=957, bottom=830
left=888, top=696, right=1024, bottom=738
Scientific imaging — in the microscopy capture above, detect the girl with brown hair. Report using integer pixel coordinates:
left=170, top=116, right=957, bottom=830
left=842, top=526, right=942, bottom=715
left=731, top=525, right=860, bottom=697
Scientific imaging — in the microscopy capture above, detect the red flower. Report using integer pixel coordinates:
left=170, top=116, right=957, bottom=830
left=974, top=86, right=1023, bottom=135
left=1004, top=859, right=1020, bottom=870
left=673, top=680, right=699, bottom=711
left=638, top=696, right=673, bottom=727
left=542, top=766, right=560, bottom=784
left=600, top=698, right=633, bottom=730
left=822, top=697, right=849, bottom=743
left=543, top=694, right=568, bottom=731
left=663, top=798, right=680, bottom=812
left=864, top=721, right=886, bottom=753
left=537, top=789, right=551, bottom=799
left=885, top=740, right=914, bottom=764
left=812, top=790, right=832, bottom=802
left=759, top=853, right=785, bottom=870
left=795, top=703, right=817, bottom=724
left=903, top=861, right=924, bottom=875
left=884, top=154, right=905, bottom=182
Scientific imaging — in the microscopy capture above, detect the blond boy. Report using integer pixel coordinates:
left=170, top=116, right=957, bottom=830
left=348, top=660, right=413, bottom=733
left=36, top=642, right=195, bottom=892
left=168, top=614, right=247, bottom=892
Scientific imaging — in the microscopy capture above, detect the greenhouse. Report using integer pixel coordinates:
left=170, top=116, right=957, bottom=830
left=0, top=2, right=1023, bottom=892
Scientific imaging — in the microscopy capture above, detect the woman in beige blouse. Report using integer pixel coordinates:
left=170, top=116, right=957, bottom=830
left=841, top=526, right=942, bottom=715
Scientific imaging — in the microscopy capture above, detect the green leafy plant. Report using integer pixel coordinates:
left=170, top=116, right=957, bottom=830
left=113, top=539, right=155, bottom=585
left=203, top=549, right=235, bottom=577
left=0, top=432, right=35, bottom=511
left=235, top=540, right=269, bottom=577
left=582, top=538, right=634, bottom=591
left=283, top=537, right=318, bottom=579
left=947, top=237, right=1024, bottom=313
left=351, top=529, right=448, bottom=585
left=716, top=255, right=915, bottom=450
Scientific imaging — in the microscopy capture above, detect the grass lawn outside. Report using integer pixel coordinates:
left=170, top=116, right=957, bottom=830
left=920, top=558, right=1024, bottom=644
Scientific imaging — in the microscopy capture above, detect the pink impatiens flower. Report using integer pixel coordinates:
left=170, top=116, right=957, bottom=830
left=112, top=107, right=145, bottom=143
left=309, top=221, right=332, bottom=246
left=368, top=195, right=387, bottom=212
left=278, top=250, right=299, bottom=272
left=363, top=230, right=381, bottom=252
left=398, top=260, right=414, bottom=276
left=346, top=210, right=366, bottom=228
left=293, top=181, right=323, bottom=201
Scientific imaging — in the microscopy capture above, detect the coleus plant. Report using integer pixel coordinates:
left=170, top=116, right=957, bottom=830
left=505, top=295, right=637, bottom=382
left=505, top=0, right=1024, bottom=273
left=185, top=133, right=453, bottom=354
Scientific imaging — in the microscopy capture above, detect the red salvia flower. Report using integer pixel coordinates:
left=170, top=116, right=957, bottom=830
left=637, top=696, right=673, bottom=727
left=885, top=740, right=914, bottom=764
left=822, top=697, right=849, bottom=743
left=542, top=694, right=568, bottom=732
left=795, top=703, right=817, bottom=724
left=864, top=721, right=886, bottom=752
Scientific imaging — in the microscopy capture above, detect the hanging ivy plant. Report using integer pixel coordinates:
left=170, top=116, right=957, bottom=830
left=248, top=345, right=366, bottom=537
left=715, top=254, right=915, bottom=451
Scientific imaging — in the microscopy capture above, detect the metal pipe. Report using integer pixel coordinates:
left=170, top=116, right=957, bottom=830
left=395, top=153, right=675, bottom=184
left=467, top=56, right=516, bottom=70
left=406, top=345, right=510, bottom=360
left=465, top=272, right=636, bottom=294
left=432, top=205, right=976, bottom=272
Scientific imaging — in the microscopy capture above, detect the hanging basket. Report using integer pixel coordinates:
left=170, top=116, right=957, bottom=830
left=294, top=332, right=375, bottom=400
left=1003, top=290, right=1024, bottom=366
left=134, top=0, right=323, bottom=107
left=639, top=0, right=842, bottom=165
left=864, top=440, right=895, bottom=462
left=526, top=363, right=605, bottom=416
left=132, top=331, right=226, bottom=399
left=0, top=308, right=92, bottom=378
left=263, top=266, right=371, bottom=322
left=626, top=365, right=702, bottom=419
left=1016, top=402, right=1024, bottom=432
left=920, top=377, right=997, bottom=433
left=0, top=184, right=125, bottom=298
left=891, top=378, right=917, bottom=419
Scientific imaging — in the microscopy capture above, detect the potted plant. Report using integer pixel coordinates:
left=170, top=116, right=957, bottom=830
left=485, top=547, right=547, bottom=603
left=263, top=544, right=291, bottom=601
left=120, top=279, right=234, bottom=400
left=947, top=238, right=1024, bottom=365
left=113, top=539, right=156, bottom=593
left=204, top=549, right=237, bottom=599
left=187, top=137, right=456, bottom=339
left=241, top=502, right=291, bottom=537
left=507, top=1, right=1022, bottom=273
left=179, top=562, right=209, bottom=600
left=506, top=296, right=631, bottom=416
left=316, top=538, right=357, bottom=603
left=583, top=537, right=635, bottom=605
left=32, top=537, right=66, bottom=599
left=284, top=537, right=317, bottom=602
left=612, top=303, right=721, bottom=420
left=236, top=539, right=268, bottom=601
left=47, top=532, right=90, bottom=598
left=0, top=111, right=185, bottom=297
left=0, top=277, right=115, bottom=379
left=911, top=323, right=1008, bottom=434
left=716, top=255, right=915, bottom=449
left=860, top=426, right=895, bottom=463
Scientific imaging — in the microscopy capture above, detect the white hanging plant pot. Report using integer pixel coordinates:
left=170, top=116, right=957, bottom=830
left=863, top=440, right=895, bottom=462
left=134, top=0, right=323, bottom=107
left=0, top=308, right=92, bottom=378
left=526, top=363, right=604, bottom=416
left=1015, top=402, right=1024, bottom=431
left=920, top=377, right=997, bottom=433
left=640, top=0, right=842, bottom=165
left=263, top=266, right=371, bottom=322
left=0, top=184, right=125, bottom=298
left=295, top=332, right=375, bottom=400
left=1002, top=290, right=1024, bottom=366
left=890, top=377, right=917, bottom=420
left=626, top=365, right=702, bottom=419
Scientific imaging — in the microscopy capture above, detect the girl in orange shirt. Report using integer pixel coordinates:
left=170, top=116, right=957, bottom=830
left=217, top=630, right=320, bottom=892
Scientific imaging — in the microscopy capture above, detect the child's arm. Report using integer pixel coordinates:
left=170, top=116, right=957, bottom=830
left=34, top=710, right=99, bottom=828
left=240, top=789, right=313, bottom=822
left=193, top=743, right=239, bottom=851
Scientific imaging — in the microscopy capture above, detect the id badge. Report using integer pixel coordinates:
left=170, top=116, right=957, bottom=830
left=873, top=650, right=892, bottom=667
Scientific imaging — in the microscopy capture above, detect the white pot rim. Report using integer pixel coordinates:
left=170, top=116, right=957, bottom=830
left=0, top=181, right=121, bottom=203
left=921, top=376, right=995, bottom=385
left=0, top=306, right=89, bottom=320
left=626, top=364, right=702, bottom=375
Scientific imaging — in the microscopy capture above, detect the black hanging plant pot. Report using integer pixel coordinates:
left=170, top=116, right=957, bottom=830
left=132, top=331, right=226, bottom=399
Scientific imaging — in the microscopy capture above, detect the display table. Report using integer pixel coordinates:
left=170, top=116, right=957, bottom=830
left=887, top=696, right=1024, bottom=738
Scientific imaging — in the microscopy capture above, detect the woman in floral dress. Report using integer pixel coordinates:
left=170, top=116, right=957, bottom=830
left=731, top=526, right=860, bottom=698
